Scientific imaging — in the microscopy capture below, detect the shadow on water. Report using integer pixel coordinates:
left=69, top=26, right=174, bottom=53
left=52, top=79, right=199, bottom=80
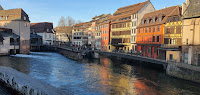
left=0, top=52, right=199, bottom=95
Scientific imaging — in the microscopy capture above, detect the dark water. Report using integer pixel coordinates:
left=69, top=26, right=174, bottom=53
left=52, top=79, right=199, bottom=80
left=0, top=52, right=200, bottom=95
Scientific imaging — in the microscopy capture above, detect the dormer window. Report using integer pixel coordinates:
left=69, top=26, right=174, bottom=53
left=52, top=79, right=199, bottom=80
left=24, top=16, right=26, bottom=20
left=147, top=20, right=149, bottom=24
left=153, top=18, right=155, bottom=23
left=159, top=17, right=162, bottom=22
left=142, top=20, right=144, bottom=25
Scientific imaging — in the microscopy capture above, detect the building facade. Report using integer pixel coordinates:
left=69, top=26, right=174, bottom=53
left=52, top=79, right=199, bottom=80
left=0, top=7, right=30, bottom=54
left=159, top=6, right=182, bottom=62
left=110, top=0, right=155, bottom=52
left=30, top=22, right=55, bottom=45
left=72, top=22, right=89, bottom=47
left=137, top=6, right=180, bottom=59
left=181, top=0, right=200, bottom=66
left=54, top=26, right=72, bottom=44
left=101, top=15, right=111, bottom=51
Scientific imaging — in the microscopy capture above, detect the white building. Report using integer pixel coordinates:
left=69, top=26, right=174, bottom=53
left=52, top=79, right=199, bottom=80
left=131, top=0, right=155, bottom=52
left=31, top=22, right=55, bottom=45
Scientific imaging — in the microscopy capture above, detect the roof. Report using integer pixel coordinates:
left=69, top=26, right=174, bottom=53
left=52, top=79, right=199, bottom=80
left=137, top=5, right=181, bottom=28
left=182, top=0, right=200, bottom=19
left=54, top=26, right=72, bottom=33
left=30, top=22, right=54, bottom=33
left=0, top=28, right=19, bottom=38
left=0, top=8, right=30, bottom=21
left=112, top=1, right=149, bottom=20
left=30, top=34, right=42, bottom=38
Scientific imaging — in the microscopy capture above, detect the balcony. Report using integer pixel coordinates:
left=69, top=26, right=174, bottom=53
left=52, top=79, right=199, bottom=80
left=161, top=44, right=181, bottom=49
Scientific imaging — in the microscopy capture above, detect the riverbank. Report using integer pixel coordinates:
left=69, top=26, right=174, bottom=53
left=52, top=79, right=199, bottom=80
left=40, top=46, right=200, bottom=84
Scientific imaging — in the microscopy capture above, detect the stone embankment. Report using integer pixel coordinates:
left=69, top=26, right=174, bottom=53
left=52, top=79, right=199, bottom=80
left=166, top=63, right=200, bottom=83
left=0, top=66, right=70, bottom=95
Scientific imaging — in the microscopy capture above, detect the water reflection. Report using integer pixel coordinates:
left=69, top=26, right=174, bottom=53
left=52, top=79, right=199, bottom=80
left=0, top=52, right=199, bottom=95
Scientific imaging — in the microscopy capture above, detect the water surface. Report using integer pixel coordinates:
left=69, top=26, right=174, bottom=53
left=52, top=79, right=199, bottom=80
left=0, top=52, right=199, bottom=95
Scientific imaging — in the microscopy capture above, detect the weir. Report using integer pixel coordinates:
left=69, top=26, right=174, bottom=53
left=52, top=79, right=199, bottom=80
left=0, top=66, right=69, bottom=95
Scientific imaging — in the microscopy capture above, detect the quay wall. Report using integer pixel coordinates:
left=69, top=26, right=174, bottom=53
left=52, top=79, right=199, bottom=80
left=166, top=63, right=200, bottom=83
left=40, top=46, right=83, bottom=60
left=0, top=66, right=69, bottom=95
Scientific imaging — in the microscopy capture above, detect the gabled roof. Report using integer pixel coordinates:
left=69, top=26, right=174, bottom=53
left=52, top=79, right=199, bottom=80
left=137, top=5, right=181, bottom=28
left=112, top=1, right=149, bottom=20
left=182, top=0, right=200, bottom=19
left=30, top=22, right=54, bottom=33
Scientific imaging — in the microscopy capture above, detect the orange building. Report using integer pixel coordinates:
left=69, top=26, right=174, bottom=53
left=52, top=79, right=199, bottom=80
left=101, top=15, right=111, bottom=51
left=136, top=6, right=179, bottom=59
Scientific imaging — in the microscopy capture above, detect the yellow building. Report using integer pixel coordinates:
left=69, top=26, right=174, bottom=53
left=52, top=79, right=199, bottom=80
left=110, top=0, right=155, bottom=52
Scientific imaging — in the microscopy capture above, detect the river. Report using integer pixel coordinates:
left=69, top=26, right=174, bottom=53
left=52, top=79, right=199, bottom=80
left=0, top=52, right=199, bottom=95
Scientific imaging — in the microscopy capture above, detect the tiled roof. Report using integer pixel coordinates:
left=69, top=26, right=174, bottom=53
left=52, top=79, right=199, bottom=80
left=30, top=22, right=54, bottom=33
left=137, top=5, right=181, bottom=28
left=112, top=1, right=148, bottom=20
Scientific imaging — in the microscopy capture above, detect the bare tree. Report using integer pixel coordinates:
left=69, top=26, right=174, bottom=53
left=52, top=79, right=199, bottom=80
left=76, top=20, right=83, bottom=24
left=57, top=16, right=67, bottom=27
left=66, top=16, right=75, bottom=26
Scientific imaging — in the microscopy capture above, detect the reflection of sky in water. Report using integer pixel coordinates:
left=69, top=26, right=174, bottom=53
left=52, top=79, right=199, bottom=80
left=0, top=52, right=199, bottom=95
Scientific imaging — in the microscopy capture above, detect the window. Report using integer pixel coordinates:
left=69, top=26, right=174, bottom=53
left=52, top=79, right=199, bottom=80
left=142, top=20, right=144, bottom=25
left=133, top=36, right=136, bottom=42
left=138, top=29, right=140, bottom=33
left=166, top=28, right=170, bottom=33
left=170, top=54, right=173, bottom=60
left=10, top=38, right=15, bottom=45
left=153, top=36, right=155, bottom=42
left=24, top=16, right=26, bottom=20
left=153, top=18, right=155, bottom=23
left=0, top=16, right=2, bottom=20
left=157, top=36, right=160, bottom=42
left=149, top=27, right=151, bottom=32
left=145, top=28, right=147, bottom=33
left=6, top=16, right=8, bottom=20
left=134, top=29, right=136, bottom=34
left=147, top=20, right=149, bottom=24
left=159, top=17, right=162, bottom=22
left=153, top=27, right=155, bottom=32
left=157, top=26, right=160, bottom=32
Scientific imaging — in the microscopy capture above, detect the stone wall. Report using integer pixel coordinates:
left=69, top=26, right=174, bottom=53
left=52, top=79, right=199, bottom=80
left=0, top=66, right=69, bottom=95
left=166, top=63, right=200, bottom=83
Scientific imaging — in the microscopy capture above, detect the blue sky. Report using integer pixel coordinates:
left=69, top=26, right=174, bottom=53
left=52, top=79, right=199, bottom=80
left=0, top=0, right=185, bottom=27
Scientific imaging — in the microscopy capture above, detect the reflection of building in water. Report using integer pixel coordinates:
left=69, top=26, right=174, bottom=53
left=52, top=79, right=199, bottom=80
left=99, top=57, right=135, bottom=94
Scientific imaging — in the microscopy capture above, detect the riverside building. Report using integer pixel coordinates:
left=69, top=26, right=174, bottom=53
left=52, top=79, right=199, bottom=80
left=110, top=0, right=155, bottom=52
left=0, top=6, right=30, bottom=55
